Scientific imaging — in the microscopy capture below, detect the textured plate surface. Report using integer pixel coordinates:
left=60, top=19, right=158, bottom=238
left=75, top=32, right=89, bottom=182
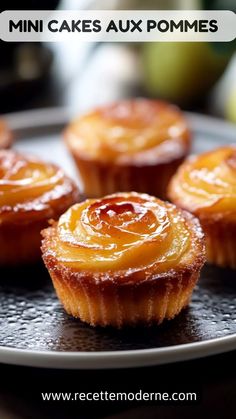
left=0, top=108, right=236, bottom=369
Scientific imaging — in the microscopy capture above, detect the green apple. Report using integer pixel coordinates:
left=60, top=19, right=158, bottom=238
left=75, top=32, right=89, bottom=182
left=142, top=42, right=231, bottom=106
left=225, top=88, right=236, bottom=124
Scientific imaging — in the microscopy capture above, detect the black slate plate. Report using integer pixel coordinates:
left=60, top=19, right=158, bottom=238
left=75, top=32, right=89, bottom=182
left=0, top=108, right=236, bottom=369
left=0, top=264, right=236, bottom=352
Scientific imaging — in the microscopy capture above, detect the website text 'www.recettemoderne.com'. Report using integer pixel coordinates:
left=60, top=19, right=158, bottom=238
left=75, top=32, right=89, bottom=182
left=41, top=390, right=198, bottom=403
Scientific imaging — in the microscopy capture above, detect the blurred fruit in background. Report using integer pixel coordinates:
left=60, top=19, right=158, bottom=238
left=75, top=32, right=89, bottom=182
left=225, top=88, right=236, bottom=123
left=142, top=42, right=234, bottom=107
left=141, top=0, right=236, bottom=108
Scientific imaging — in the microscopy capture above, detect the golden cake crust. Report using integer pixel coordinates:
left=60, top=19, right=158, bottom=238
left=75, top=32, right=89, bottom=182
left=0, top=150, right=80, bottom=265
left=168, top=146, right=236, bottom=268
left=65, top=99, right=190, bottom=165
left=42, top=192, right=205, bottom=327
left=64, top=99, right=191, bottom=198
left=42, top=207, right=205, bottom=284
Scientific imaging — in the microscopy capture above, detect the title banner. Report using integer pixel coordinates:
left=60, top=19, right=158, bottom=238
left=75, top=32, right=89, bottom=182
left=0, top=10, right=235, bottom=42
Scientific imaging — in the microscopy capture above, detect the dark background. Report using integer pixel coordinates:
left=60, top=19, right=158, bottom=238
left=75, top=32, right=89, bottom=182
left=0, top=351, right=236, bottom=418
left=0, top=1, right=236, bottom=418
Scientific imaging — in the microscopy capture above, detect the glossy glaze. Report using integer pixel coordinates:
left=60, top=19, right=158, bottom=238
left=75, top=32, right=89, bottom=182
left=53, top=192, right=201, bottom=274
left=0, top=150, right=79, bottom=223
left=169, top=146, right=236, bottom=219
left=65, top=99, right=190, bottom=164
